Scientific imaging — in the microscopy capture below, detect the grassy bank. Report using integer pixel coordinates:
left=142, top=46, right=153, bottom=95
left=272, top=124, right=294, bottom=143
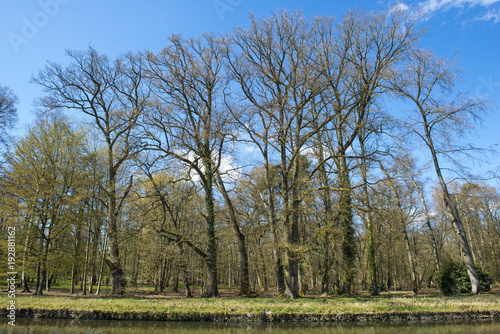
left=2, top=290, right=500, bottom=323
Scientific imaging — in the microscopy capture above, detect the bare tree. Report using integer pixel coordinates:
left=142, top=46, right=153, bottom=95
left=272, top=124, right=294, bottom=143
left=316, top=8, right=422, bottom=294
left=356, top=126, right=380, bottom=296
left=228, top=10, right=328, bottom=298
left=380, top=163, right=419, bottom=294
left=397, top=153, right=441, bottom=275
left=388, top=48, right=491, bottom=294
left=0, top=84, right=18, bottom=146
left=33, top=47, right=148, bottom=295
left=137, top=158, right=195, bottom=298
left=144, top=33, right=246, bottom=297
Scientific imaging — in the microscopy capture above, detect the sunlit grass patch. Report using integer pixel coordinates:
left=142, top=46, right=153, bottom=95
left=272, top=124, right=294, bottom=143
left=1, top=290, right=499, bottom=317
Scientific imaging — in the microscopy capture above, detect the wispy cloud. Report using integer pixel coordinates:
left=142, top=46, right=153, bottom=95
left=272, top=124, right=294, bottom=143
left=419, top=0, right=500, bottom=14
left=391, top=2, right=411, bottom=12
left=389, top=0, right=500, bottom=22
left=419, top=0, right=500, bottom=13
left=474, top=7, right=500, bottom=21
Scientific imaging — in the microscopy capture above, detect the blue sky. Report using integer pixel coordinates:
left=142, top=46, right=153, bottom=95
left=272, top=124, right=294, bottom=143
left=1, top=0, right=499, bottom=178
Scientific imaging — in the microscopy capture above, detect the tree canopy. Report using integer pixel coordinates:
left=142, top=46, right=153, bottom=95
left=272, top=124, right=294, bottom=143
left=1, top=8, right=497, bottom=299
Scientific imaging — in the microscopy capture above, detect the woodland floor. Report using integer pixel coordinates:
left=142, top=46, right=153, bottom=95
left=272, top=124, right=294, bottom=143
left=1, top=283, right=500, bottom=323
left=5, top=282, right=500, bottom=299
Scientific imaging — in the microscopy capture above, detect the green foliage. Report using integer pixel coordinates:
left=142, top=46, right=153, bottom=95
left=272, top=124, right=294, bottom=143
left=437, top=259, right=492, bottom=295
left=455, top=265, right=493, bottom=293
left=436, top=261, right=458, bottom=295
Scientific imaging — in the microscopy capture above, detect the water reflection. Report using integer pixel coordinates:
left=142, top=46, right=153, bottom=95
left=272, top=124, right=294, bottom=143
left=1, top=318, right=500, bottom=334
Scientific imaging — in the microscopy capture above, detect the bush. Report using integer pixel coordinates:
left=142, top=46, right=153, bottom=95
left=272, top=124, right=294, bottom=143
left=437, top=259, right=492, bottom=295
left=436, top=261, right=458, bottom=295
left=455, top=265, right=492, bottom=293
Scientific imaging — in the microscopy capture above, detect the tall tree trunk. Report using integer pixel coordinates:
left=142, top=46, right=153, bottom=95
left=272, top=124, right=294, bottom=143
left=264, top=155, right=285, bottom=297
left=359, top=136, right=378, bottom=296
left=257, top=244, right=269, bottom=291
left=179, top=245, right=192, bottom=298
left=45, top=267, right=50, bottom=292
left=284, top=156, right=300, bottom=299
left=365, top=213, right=378, bottom=295
left=412, top=180, right=440, bottom=273
left=320, top=251, right=330, bottom=295
left=336, top=117, right=356, bottom=295
left=35, top=260, right=41, bottom=295
left=70, top=225, right=80, bottom=295
left=386, top=248, right=393, bottom=291
left=421, top=113, right=482, bottom=295
left=36, top=241, right=49, bottom=296
left=383, top=168, right=418, bottom=294
left=133, top=251, right=140, bottom=287
left=202, top=157, right=219, bottom=298
left=158, top=255, right=165, bottom=293
left=402, top=221, right=418, bottom=294
left=338, top=154, right=356, bottom=295
left=317, top=137, right=332, bottom=296
left=88, top=227, right=99, bottom=294
left=21, top=222, right=32, bottom=293
left=96, top=234, right=108, bottom=296
left=82, top=227, right=91, bottom=295
left=172, top=267, right=179, bottom=292
left=215, top=172, right=250, bottom=296
left=441, top=182, right=482, bottom=294
left=105, top=159, right=126, bottom=295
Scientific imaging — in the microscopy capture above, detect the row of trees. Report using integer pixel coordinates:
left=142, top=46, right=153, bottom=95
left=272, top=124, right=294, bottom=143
left=1, top=8, right=497, bottom=298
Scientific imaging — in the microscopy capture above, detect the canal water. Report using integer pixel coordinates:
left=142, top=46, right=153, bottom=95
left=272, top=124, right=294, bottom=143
left=1, top=319, right=500, bottom=333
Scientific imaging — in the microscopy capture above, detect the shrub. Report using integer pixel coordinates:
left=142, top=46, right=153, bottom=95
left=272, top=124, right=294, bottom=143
left=437, top=259, right=492, bottom=295
left=455, top=265, right=492, bottom=293
left=436, top=261, right=458, bottom=295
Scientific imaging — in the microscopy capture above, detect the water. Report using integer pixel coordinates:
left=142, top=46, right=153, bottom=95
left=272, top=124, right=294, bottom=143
left=1, top=319, right=500, bottom=334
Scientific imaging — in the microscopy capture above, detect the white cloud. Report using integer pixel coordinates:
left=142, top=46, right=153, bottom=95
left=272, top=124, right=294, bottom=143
left=175, top=150, right=242, bottom=183
left=418, top=0, right=500, bottom=14
left=243, top=144, right=259, bottom=153
left=475, top=7, right=500, bottom=21
left=218, top=155, right=242, bottom=182
left=391, top=2, right=411, bottom=12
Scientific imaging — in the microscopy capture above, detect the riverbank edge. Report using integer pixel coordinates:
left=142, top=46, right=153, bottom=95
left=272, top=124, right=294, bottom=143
left=2, top=308, right=500, bottom=323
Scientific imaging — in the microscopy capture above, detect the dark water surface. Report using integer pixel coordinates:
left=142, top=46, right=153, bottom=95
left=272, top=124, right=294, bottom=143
left=1, top=318, right=500, bottom=333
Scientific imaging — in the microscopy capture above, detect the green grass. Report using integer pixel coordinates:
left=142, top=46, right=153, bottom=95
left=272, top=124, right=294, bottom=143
left=2, top=293, right=500, bottom=316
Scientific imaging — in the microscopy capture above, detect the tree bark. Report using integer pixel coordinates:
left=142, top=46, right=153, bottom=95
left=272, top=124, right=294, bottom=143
left=359, top=135, right=379, bottom=296
left=215, top=171, right=251, bottom=296
left=264, top=156, right=286, bottom=297
left=282, top=146, right=300, bottom=299
left=179, top=245, right=192, bottom=298
left=105, top=157, right=126, bottom=295
left=21, top=222, right=32, bottom=293
left=202, top=157, right=219, bottom=298
left=96, top=234, right=107, bottom=295
left=337, top=152, right=356, bottom=294
left=36, top=241, right=49, bottom=296
left=82, top=226, right=91, bottom=295
left=412, top=179, right=440, bottom=273
left=70, top=225, right=81, bottom=295
left=421, top=112, right=482, bottom=295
